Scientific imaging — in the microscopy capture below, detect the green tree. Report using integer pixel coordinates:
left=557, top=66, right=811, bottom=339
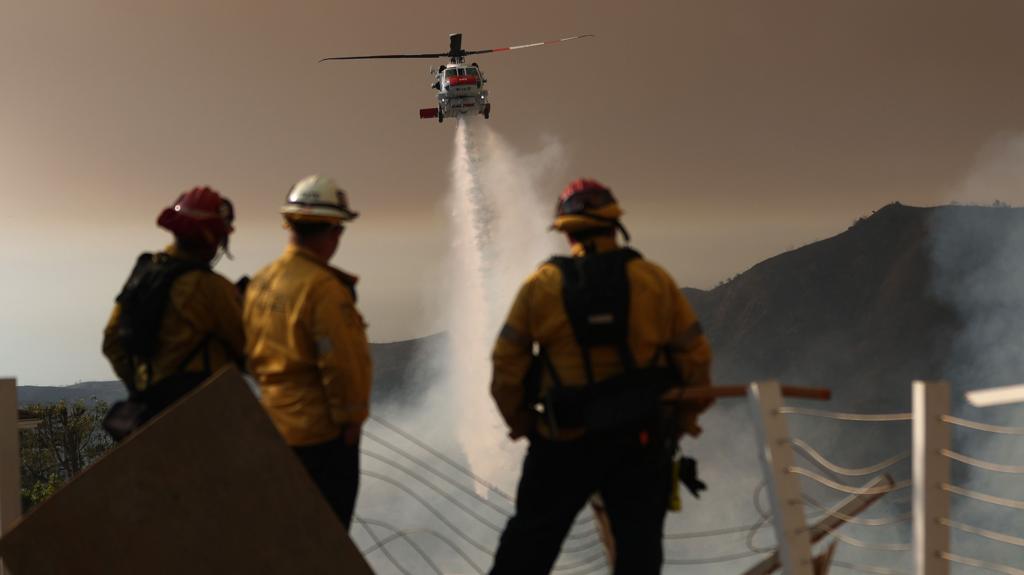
left=20, top=400, right=112, bottom=510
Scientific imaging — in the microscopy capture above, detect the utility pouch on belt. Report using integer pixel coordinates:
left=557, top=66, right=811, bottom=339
left=544, top=365, right=675, bottom=433
left=103, top=371, right=208, bottom=442
left=534, top=248, right=683, bottom=434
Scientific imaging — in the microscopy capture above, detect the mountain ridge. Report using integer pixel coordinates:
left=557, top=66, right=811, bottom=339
left=20, top=203, right=1024, bottom=411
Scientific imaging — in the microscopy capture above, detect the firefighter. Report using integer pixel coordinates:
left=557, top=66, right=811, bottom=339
left=489, top=179, right=713, bottom=575
left=101, top=186, right=245, bottom=441
left=243, top=174, right=371, bottom=529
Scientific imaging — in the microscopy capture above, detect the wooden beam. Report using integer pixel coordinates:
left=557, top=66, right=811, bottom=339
left=965, top=383, right=1024, bottom=408
left=664, top=385, right=831, bottom=402
left=749, top=381, right=814, bottom=575
left=913, top=381, right=950, bottom=575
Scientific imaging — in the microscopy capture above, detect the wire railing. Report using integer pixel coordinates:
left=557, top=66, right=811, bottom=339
left=775, top=404, right=916, bottom=573
left=356, top=517, right=484, bottom=573
left=788, top=437, right=909, bottom=477
left=776, top=407, right=912, bottom=422
left=940, top=551, right=1024, bottom=575
left=943, top=481, right=1024, bottom=511
left=940, top=448, right=1024, bottom=474
left=831, top=560, right=909, bottom=575
left=788, top=467, right=912, bottom=496
left=353, top=389, right=1024, bottom=575
left=355, top=517, right=432, bottom=575
left=929, top=397, right=1024, bottom=575
left=940, top=415, right=1024, bottom=435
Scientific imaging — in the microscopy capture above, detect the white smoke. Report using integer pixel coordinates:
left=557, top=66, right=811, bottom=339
left=927, top=134, right=1024, bottom=568
left=956, top=134, right=1024, bottom=206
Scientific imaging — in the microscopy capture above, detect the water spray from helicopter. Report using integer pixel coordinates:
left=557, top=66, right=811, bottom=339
left=438, top=116, right=565, bottom=488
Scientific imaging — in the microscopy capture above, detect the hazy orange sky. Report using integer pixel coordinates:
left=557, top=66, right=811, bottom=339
left=3, top=1, right=1024, bottom=386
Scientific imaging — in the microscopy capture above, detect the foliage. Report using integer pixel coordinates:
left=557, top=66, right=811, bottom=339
left=20, top=399, right=112, bottom=510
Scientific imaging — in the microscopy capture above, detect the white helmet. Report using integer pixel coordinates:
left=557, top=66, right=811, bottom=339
left=281, top=175, right=359, bottom=223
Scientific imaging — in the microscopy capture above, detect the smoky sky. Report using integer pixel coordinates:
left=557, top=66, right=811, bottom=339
left=3, top=0, right=1024, bottom=385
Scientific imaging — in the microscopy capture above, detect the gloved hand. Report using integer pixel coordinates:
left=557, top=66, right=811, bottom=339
left=508, top=410, right=537, bottom=440
left=678, top=456, right=707, bottom=498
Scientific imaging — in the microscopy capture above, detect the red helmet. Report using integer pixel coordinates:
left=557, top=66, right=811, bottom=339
left=157, top=187, right=235, bottom=250
left=552, top=178, right=628, bottom=240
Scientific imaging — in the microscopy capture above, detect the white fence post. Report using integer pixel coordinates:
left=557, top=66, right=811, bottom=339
left=0, top=378, right=20, bottom=575
left=913, top=380, right=950, bottom=575
left=749, top=380, right=813, bottom=575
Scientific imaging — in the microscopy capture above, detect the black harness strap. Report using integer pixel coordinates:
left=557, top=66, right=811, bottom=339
left=549, top=248, right=641, bottom=386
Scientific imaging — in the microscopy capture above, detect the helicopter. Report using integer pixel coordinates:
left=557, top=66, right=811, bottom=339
left=320, top=33, right=593, bottom=123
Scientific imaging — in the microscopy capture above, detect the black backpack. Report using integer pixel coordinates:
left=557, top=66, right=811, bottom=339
left=104, top=253, right=211, bottom=442
left=115, top=253, right=209, bottom=367
left=531, top=248, right=681, bottom=435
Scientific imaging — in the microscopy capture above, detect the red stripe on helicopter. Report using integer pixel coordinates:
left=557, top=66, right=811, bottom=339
left=449, top=75, right=478, bottom=86
left=493, top=47, right=511, bottom=52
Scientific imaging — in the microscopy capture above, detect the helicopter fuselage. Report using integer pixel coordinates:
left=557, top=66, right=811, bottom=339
left=420, top=63, right=490, bottom=122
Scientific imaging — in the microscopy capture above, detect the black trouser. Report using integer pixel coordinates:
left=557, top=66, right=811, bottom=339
left=293, top=435, right=361, bottom=530
left=490, top=431, right=672, bottom=575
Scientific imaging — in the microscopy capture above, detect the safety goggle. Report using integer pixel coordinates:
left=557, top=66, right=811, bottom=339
left=556, top=186, right=616, bottom=217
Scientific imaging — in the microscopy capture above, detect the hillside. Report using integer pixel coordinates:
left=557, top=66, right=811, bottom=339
left=16, top=335, right=444, bottom=407
left=685, top=202, right=1024, bottom=409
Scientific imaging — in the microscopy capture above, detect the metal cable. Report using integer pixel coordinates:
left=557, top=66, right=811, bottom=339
left=801, top=494, right=912, bottom=526
left=663, top=549, right=771, bottom=565
left=745, top=516, right=776, bottom=554
left=754, top=481, right=770, bottom=518
left=368, top=415, right=516, bottom=500
left=664, top=521, right=767, bottom=539
left=813, top=522, right=911, bottom=552
left=789, top=438, right=910, bottom=477
left=367, top=415, right=598, bottom=540
left=788, top=467, right=912, bottom=495
left=831, top=560, right=909, bottom=575
left=363, top=430, right=513, bottom=516
left=362, top=470, right=601, bottom=573
left=943, top=483, right=1024, bottom=510
left=362, top=469, right=496, bottom=555
left=358, top=518, right=485, bottom=575
left=940, top=415, right=1024, bottom=435
left=941, top=449, right=1024, bottom=474
left=664, top=482, right=775, bottom=541
left=940, top=518, right=1024, bottom=548
left=776, top=407, right=912, bottom=422
left=354, top=517, right=416, bottom=575
left=941, top=552, right=1024, bottom=575
left=362, top=449, right=505, bottom=532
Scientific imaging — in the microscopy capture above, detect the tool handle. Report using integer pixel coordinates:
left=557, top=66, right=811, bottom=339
left=666, top=385, right=831, bottom=402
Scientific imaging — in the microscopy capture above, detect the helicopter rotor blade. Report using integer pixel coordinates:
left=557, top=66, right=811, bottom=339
left=463, top=34, right=594, bottom=56
left=319, top=52, right=449, bottom=62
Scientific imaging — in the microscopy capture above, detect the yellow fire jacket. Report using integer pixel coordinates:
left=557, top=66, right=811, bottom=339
left=102, top=244, right=245, bottom=392
left=491, top=237, right=713, bottom=440
left=243, top=245, right=373, bottom=447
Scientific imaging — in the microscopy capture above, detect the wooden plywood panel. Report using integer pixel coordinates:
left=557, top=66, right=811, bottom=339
left=1, top=378, right=19, bottom=575
left=0, top=367, right=372, bottom=575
